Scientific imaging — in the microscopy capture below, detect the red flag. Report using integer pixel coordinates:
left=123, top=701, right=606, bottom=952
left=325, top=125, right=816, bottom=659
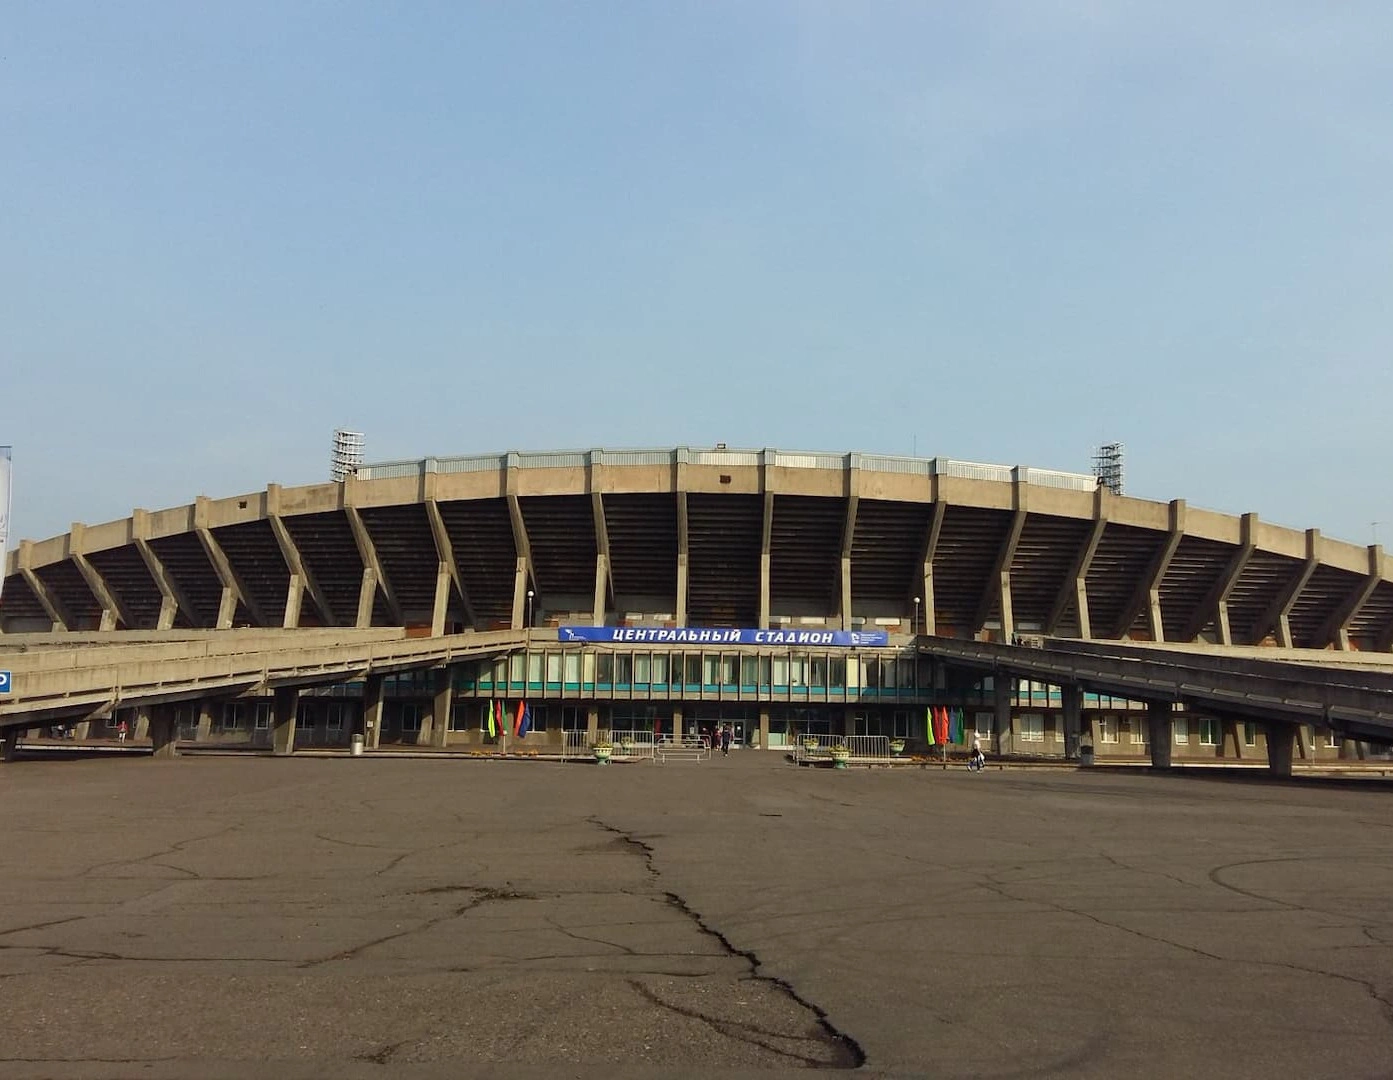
left=515, top=700, right=526, bottom=736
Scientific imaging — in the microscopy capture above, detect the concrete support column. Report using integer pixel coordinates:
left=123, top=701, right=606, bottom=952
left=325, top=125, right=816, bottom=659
left=72, top=721, right=91, bottom=741
left=217, top=586, right=237, bottom=631
left=196, top=701, right=215, bottom=742
left=593, top=553, right=609, bottom=628
left=363, top=675, right=384, bottom=750
left=150, top=705, right=178, bottom=759
left=842, top=706, right=856, bottom=738
left=511, top=558, right=528, bottom=631
left=839, top=557, right=852, bottom=631
left=1266, top=722, right=1295, bottom=777
left=356, top=568, right=377, bottom=629
left=283, top=573, right=305, bottom=629
left=1062, top=683, right=1083, bottom=760
left=993, top=675, right=1011, bottom=755
left=997, top=572, right=1015, bottom=643
left=758, top=552, right=771, bottom=630
left=676, top=556, right=689, bottom=627
left=1147, top=701, right=1173, bottom=769
left=672, top=707, right=683, bottom=739
left=2, top=728, right=22, bottom=762
left=758, top=707, right=770, bottom=750
left=271, top=687, right=299, bottom=756
left=431, top=669, right=452, bottom=749
left=587, top=706, right=600, bottom=741
left=1221, top=718, right=1242, bottom=760
left=133, top=706, right=151, bottom=741
left=431, top=563, right=451, bottom=637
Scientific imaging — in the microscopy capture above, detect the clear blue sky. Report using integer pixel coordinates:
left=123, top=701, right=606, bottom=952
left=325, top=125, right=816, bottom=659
left=3, top=2, right=1390, bottom=547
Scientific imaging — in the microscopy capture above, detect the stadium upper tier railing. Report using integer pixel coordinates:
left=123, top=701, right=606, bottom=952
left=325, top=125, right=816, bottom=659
left=353, top=449, right=1100, bottom=492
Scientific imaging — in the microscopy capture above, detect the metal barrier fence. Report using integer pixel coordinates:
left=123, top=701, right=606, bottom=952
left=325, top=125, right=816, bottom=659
left=792, top=733, right=891, bottom=762
left=560, top=729, right=659, bottom=761
left=656, top=735, right=711, bottom=763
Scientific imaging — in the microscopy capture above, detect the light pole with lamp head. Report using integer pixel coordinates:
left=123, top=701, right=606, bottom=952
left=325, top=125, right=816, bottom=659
left=913, top=596, right=921, bottom=638
left=526, top=590, right=535, bottom=634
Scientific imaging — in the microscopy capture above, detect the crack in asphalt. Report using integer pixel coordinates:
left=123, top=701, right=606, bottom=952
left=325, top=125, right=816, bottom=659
left=588, top=817, right=865, bottom=1069
left=77, top=823, right=242, bottom=879
left=300, top=885, right=536, bottom=967
left=980, top=868, right=1393, bottom=1030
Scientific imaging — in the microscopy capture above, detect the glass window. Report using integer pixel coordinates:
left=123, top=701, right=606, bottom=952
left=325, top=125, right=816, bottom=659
left=1020, top=713, right=1044, bottom=742
left=829, top=657, right=845, bottom=689
left=704, top=654, right=720, bottom=685
left=810, top=656, right=827, bottom=688
left=685, top=654, right=701, bottom=686
left=450, top=703, right=472, bottom=731
left=526, top=652, right=543, bottom=684
left=597, top=653, right=613, bottom=684
left=529, top=705, right=548, bottom=733
left=635, top=654, right=650, bottom=684
left=1173, top=718, right=1189, bottom=745
left=882, top=659, right=897, bottom=688
left=741, top=656, right=758, bottom=686
left=863, top=658, right=880, bottom=688
left=1244, top=722, right=1256, bottom=747
left=400, top=704, right=421, bottom=733
left=721, top=655, right=739, bottom=685
left=615, top=654, right=633, bottom=684
left=1323, top=728, right=1340, bottom=748
left=327, top=703, right=347, bottom=732
left=652, top=654, right=668, bottom=684
left=1100, top=716, right=1118, bottom=743
left=846, top=657, right=860, bottom=689
left=563, top=652, right=580, bottom=684
left=546, top=652, right=562, bottom=684
left=492, top=658, right=507, bottom=686
left=1199, top=718, right=1219, bottom=746
left=582, top=652, right=596, bottom=684
left=772, top=655, right=789, bottom=686
left=975, top=711, right=995, bottom=737
left=1132, top=717, right=1148, bottom=744
left=509, top=654, right=525, bottom=683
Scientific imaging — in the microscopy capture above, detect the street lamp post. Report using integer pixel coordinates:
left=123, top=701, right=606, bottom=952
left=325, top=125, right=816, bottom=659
left=526, top=590, right=535, bottom=631
left=913, top=596, right=921, bottom=638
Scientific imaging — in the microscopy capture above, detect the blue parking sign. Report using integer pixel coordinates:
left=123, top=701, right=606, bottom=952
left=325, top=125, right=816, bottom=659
left=0, top=671, right=11, bottom=694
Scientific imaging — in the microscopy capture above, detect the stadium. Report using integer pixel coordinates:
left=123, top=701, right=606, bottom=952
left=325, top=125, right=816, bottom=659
left=3, top=446, right=1392, bottom=765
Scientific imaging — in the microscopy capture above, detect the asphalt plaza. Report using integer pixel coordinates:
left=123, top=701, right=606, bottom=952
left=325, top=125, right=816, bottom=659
left=0, top=752, right=1391, bottom=1079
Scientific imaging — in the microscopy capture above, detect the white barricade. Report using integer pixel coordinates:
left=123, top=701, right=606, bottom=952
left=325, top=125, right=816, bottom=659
left=792, top=732, right=890, bottom=763
left=656, top=735, right=710, bottom=764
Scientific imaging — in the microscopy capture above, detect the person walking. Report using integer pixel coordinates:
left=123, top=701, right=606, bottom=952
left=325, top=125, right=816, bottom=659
left=970, top=730, right=985, bottom=771
left=720, top=724, right=733, bottom=757
left=117, top=718, right=128, bottom=744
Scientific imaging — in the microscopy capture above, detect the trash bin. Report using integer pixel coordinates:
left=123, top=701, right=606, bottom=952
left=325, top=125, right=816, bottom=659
left=1079, top=743, right=1095, bottom=766
left=350, top=734, right=365, bottom=757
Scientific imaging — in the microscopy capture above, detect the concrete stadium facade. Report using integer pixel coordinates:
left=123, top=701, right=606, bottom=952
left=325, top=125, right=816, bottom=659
left=3, top=448, right=1391, bottom=763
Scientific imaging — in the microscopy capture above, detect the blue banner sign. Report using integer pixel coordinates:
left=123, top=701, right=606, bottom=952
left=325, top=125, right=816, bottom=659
left=0, top=671, right=10, bottom=694
left=558, top=627, right=890, bottom=647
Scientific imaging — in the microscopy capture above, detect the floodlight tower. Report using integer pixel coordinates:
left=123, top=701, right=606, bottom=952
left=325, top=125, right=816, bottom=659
left=331, top=430, right=365, bottom=482
left=1092, top=443, right=1124, bottom=496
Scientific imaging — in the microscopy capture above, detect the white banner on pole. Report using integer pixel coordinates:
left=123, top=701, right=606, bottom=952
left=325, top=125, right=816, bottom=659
left=0, top=446, right=10, bottom=604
